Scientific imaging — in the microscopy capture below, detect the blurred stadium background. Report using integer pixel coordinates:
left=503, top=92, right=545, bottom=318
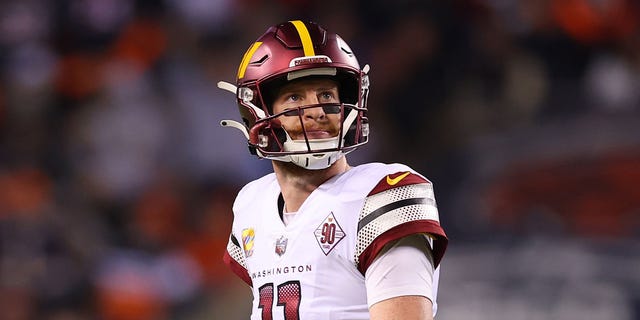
left=0, top=0, right=638, bottom=319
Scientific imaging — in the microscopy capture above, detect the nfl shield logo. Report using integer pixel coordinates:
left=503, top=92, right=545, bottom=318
left=275, top=236, right=288, bottom=256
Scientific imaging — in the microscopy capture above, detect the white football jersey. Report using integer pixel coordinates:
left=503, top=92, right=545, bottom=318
left=224, top=162, right=447, bottom=320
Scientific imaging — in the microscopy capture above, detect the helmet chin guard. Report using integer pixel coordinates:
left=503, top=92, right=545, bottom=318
left=281, top=137, right=343, bottom=170
left=274, top=137, right=344, bottom=170
left=287, top=151, right=344, bottom=170
left=218, top=20, right=371, bottom=170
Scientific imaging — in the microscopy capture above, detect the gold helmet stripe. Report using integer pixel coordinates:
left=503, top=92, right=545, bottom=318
left=237, top=41, right=263, bottom=79
left=290, top=20, right=315, bottom=56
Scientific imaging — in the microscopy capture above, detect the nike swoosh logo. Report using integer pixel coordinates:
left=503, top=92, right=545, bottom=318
left=386, top=171, right=411, bottom=186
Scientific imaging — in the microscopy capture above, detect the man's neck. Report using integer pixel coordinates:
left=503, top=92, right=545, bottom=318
left=273, top=157, right=350, bottom=212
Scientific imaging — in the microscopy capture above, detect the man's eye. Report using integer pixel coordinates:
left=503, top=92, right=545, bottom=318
left=286, top=94, right=300, bottom=102
left=320, top=92, right=336, bottom=101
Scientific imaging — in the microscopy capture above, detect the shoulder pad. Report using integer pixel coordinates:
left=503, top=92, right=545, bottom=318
left=355, top=174, right=440, bottom=271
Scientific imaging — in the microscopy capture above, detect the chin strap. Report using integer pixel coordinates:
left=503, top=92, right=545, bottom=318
left=287, top=151, right=343, bottom=170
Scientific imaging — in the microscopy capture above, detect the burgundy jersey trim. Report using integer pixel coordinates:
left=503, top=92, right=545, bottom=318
left=369, top=172, right=429, bottom=195
left=223, top=250, right=253, bottom=286
left=357, top=220, right=448, bottom=274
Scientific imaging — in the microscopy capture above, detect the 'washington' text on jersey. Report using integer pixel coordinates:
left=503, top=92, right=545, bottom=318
left=251, top=264, right=313, bottom=279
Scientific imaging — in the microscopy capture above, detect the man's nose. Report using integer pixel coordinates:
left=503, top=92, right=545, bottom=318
left=303, top=95, right=326, bottom=120
left=303, top=105, right=326, bottom=120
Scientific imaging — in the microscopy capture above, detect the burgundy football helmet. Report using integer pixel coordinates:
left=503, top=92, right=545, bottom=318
left=218, top=20, right=370, bottom=169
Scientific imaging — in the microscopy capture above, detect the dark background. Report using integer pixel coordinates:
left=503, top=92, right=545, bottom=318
left=1, top=0, right=639, bottom=319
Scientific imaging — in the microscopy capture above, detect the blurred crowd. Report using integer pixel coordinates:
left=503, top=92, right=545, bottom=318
left=0, top=0, right=638, bottom=319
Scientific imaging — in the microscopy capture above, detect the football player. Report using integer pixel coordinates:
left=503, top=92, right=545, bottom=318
left=219, top=20, right=448, bottom=320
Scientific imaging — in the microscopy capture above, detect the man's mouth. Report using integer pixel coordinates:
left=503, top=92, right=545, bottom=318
left=303, top=130, right=333, bottom=139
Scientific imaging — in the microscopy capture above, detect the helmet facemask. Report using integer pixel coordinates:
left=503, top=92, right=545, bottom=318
left=251, top=100, right=368, bottom=169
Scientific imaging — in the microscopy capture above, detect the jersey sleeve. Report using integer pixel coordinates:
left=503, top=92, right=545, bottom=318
left=223, top=233, right=252, bottom=286
left=355, top=171, right=448, bottom=274
left=365, top=234, right=435, bottom=307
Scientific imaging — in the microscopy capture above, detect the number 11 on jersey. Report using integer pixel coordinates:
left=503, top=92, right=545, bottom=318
left=258, top=280, right=301, bottom=320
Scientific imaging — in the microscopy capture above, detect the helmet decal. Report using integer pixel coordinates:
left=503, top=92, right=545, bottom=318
left=289, top=20, right=315, bottom=56
left=237, top=41, right=263, bottom=80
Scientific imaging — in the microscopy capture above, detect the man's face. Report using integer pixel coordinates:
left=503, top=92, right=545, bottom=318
left=271, top=78, right=342, bottom=141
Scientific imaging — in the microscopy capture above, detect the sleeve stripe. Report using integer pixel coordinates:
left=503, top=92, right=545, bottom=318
left=224, top=234, right=252, bottom=286
left=231, top=233, right=240, bottom=247
left=358, top=197, right=434, bottom=231
left=226, top=235, right=247, bottom=269
left=355, top=183, right=442, bottom=269
left=223, top=250, right=253, bottom=286
left=357, top=221, right=447, bottom=273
